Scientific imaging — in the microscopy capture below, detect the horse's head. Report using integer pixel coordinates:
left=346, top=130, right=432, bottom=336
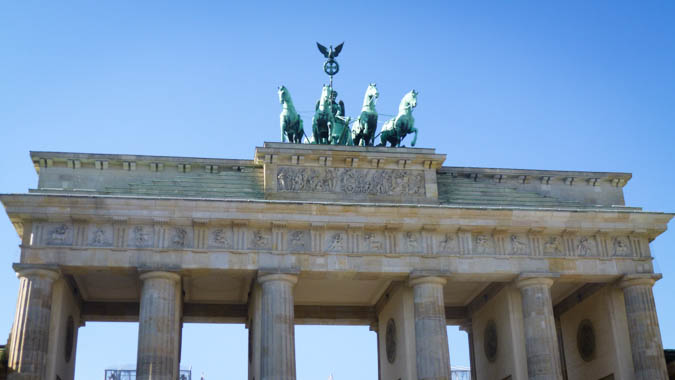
left=364, top=83, right=379, bottom=106
left=278, top=85, right=289, bottom=104
left=406, top=89, right=418, bottom=110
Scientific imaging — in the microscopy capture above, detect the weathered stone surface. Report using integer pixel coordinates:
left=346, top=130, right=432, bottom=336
left=516, top=275, right=562, bottom=380
left=136, top=271, right=182, bottom=380
left=258, top=273, right=297, bottom=380
left=7, top=266, right=59, bottom=380
left=410, top=276, right=451, bottom=380
left=620, top=274, right=668, bottom=380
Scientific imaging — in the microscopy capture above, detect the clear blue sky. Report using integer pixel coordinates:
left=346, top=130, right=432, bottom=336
left=1, top=1, right=674, bottom=379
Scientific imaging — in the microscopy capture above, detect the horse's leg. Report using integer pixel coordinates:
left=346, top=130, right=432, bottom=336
left=280, top=115, right=287, bottom=142
left=410, top=127, right=418, bottom=147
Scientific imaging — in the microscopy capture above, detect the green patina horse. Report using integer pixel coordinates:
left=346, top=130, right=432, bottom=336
left=278, top=86, right=304, bottom=143
left=352, top=83, right=379, bottom=146
left=378, top=90, right=418, bottom=147
left=312, top=85, right=336, bottom=144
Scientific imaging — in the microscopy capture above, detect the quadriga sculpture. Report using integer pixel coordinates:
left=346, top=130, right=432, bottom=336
left=312, top=85, right=336, bottom=144
left=351, top=83, right=379, bottom=146
left=278, top=86, right=304, bottom=143
left=378, top=90, right=418, bottom=147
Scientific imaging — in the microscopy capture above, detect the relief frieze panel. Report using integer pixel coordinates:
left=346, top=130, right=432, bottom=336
left=208, top=227, right=233, bottom=249
left=287, top=230, right=309, bottom=251
left=29, top=222, right=649, bottom=259
left=276, top=166, right=425, bottom=196
left=473, top=233, right=495, bottom=255
left=88, top=224, right=113, bottom=247
left=249, top=229, right=272, bottom=250
left=44, top=223, right=74, bottom=246
left=129, top=225, right=154, bottom=248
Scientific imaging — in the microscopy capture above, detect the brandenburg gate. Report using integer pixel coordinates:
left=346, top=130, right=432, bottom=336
left=1, top=143, right=671, bottom=380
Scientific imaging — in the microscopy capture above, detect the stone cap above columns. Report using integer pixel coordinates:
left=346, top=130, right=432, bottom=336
left=139, top=271, right=181, bottom=283
left=258, top=273, right=298, bottom=285
left=514, top=272, right=560, bottom=289
left=12, top=263, right=61, bottom=281
left=619, top=273, right=663, bottom=288
left=409, top=276, right=447, bottom=287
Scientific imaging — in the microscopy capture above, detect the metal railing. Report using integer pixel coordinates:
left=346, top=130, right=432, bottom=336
left=104, top=369, right=191, bottom=380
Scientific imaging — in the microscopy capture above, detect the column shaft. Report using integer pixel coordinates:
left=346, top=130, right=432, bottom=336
left=136, top=271, right=182, bottom=380
left=410, top=276, right=450, bottom=380
left=259, top=274, right=297, bottom=380
left=516, top=276, right=562, bottom=380
left=620, top=275, right=668, bottom=380
left=8, top=268, right=59, bottom=380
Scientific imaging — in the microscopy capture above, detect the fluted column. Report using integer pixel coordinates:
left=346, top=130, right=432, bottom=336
left=136, top=271, right=182, bottom=380
left=8, top=266, right=60, bottom=380
left=619, top=274, right=668, bottom=380
left=259, top=273, right=298, bottom=380
left=516, top=275, right=562, bottom=380
left=409, top=276, right=450, bottom=380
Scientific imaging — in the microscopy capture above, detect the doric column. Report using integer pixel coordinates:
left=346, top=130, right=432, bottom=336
left=259, top=273, right=298, bottom=380
left=619, top=274, right=668, bottom=380
left=136, top=271, right=182, bottom=380
left=409, top=276, right=450, bottom=380
left=515, top=275, right=562, bottom=380
left=459, top=322, right=477, bottom=380
left=8, top=266, right=60, bottom=380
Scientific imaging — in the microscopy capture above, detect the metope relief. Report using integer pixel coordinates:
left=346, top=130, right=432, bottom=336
left=45, top=223, right=73, bottom=246
left=326, top=232, right=346, bottom=252
left=288, top=230, right=308, bottom=251
left=401, top=232, right=422, bottom=252
left=169, top=227, right=192, bottom=249
left=543, top=236, right=564, bottom=256
left=129, top=225, right=153, bottom=248
left=208, top=227, right=232, bottom=249
left=276, top=166, right=425, bottom=196
left=363, top=232, right=384, bottom=253
left=250, top=230, right=271, bottom=250
left=612, top=236, right=631, bottom=257
left=88, top=224, right=113, bottom=247
left=438, top=232, right=458, bottom=254
left=509, top=234, right=529, bottom=255
left=575, top=236, right=596, bottom=257
left=473, top=234, right=495, bottom=255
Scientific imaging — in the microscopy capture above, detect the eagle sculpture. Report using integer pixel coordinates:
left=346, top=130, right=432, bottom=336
left=316, top=42, right=344, bottom=59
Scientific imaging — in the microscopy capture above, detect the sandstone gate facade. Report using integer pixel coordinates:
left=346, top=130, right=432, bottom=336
left=1, top=143, right=671, bottom=380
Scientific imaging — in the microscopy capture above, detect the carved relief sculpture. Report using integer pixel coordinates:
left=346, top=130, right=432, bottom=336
left=212, top=228, right=231, bottom=247
left=576, top=237, right=593, bottom=257
left=613, top=237, right=631, bottom=256
left=328, top=233, right=345, bottom=251
left=172, top=228, right=187, bottom=248
left=543, top=236, right=563, bottom=255
left=474, top=234, right=491, bottom=254
left=133, top=226, right=152, bottom=247
left=289, top=231, right=306, bottom=249
left=405, top=232, right=419, bottom=251
left=48, top=224, right=69, bottom=244
left=276, top=167, right=425, bottom=196
left=364, top=233, right=383, bottom=251
left=510, top=235, right=527, bottom=254
left=438, top=233, right=456, bottom=252
left=251, top=230, right=270, bottom=249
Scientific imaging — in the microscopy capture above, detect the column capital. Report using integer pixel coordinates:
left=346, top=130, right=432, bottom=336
left=409, top=275, right=447, bottom=287
left=139, top=271, right=181, bottom=283
left=515, top=273, right=559, bottom=289
left=619, top=273, right=662, bottom=289
left=12, top=263, right=60, bottom=281
left=258, top=273, right=298, bottom=285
